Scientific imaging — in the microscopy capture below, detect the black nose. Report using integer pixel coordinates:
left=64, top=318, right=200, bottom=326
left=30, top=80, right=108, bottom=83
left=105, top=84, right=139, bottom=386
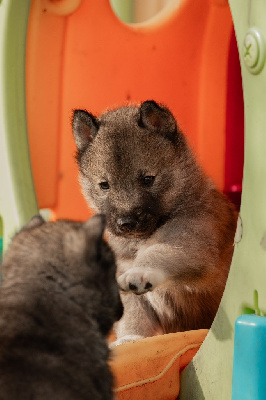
left=117, top=216, right=137, bottom=232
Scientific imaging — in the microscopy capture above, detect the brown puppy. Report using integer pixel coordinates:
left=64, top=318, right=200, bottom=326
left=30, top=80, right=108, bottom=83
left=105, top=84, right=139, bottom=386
left=0, top=215, right=123, bottom=398
left=72, top=100, right=237, bottom=345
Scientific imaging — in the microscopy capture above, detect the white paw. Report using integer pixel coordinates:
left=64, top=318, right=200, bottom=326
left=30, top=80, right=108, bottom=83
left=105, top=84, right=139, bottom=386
left=117, top=267, right=166, bottom=295
left=110, top=335, right=144, bottom=347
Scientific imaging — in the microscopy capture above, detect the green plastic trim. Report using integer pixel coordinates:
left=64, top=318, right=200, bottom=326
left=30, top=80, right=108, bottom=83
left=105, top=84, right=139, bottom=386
left=242, top=290, right=266, bottom=316
left=110, top=0, right=134, bottom=23
left=0, top=0, right=38, bottom=254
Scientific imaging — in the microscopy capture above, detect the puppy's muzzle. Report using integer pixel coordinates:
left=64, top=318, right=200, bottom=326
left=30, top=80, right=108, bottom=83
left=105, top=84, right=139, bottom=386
left=114, top=210, right=157, bottom=238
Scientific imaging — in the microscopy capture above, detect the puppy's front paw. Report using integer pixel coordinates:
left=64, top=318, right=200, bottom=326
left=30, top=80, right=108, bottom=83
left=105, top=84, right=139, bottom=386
left=117, top=267, right=166, bottom=294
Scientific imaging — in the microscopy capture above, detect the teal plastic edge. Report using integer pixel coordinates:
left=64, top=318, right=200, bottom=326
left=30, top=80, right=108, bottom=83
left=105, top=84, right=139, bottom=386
left=0, top=0, right=38, bottom=254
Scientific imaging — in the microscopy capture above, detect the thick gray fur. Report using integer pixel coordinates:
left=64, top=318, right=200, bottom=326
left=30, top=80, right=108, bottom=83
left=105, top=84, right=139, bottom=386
left=0, top=215, right=123, bottom=398
left=72, top=100, right=237, bottom=345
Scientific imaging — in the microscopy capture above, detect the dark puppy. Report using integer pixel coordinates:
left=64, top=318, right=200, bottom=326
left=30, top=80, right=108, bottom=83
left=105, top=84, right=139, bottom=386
left=72, top=100, right=237, bottom=345
left=0, top=215, right=123, bottom=399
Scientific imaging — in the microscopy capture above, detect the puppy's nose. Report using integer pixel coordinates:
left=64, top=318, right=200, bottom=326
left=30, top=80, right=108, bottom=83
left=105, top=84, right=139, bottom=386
left=117, top=217, right=137, bottom=232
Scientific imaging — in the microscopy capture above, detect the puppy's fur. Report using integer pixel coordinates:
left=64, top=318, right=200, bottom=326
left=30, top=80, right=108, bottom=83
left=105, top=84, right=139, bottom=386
left=72, top=100, right=237, bottom=345
left=0, top=215, right=123, bottom=399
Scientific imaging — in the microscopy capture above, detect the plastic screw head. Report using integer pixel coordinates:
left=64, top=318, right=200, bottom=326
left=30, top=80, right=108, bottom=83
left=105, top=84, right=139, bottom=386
left=244, top=34, right=259, bottom=67
left=243, top=28, right=265, bottom=74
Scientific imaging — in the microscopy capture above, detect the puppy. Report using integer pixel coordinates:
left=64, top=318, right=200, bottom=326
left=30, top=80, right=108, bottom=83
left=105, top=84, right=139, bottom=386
left=72, top=100, right=237, bottom=345
left=0, top=215, right=123, bottom=398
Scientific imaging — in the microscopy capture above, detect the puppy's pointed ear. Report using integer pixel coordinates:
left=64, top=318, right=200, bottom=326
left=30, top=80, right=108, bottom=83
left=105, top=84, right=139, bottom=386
left=83, top=214, right=106, bottom=261
left=84, top=214, right=106, bottom=240
left=139, top=100, right=177, bottom=143
left=72, top=110, right=99, bottom=151
left=26, top=215, right=45, bottom=229
left=64, top=215, right=106, bottom=265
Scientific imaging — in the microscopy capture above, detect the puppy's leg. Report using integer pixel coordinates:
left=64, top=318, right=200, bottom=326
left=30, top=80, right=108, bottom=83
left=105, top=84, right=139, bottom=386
left=111, top=293, right=158, bottom=346
left=117, top=244, right=175, bottom=295
left=117, top=241, right=217, bottom=295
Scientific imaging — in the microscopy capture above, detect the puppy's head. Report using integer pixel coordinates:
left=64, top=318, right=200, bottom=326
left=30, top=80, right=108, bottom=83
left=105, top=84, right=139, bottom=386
left=2, top=215, right=123, bottom=335
left=72, top=101, right=191, bottom=239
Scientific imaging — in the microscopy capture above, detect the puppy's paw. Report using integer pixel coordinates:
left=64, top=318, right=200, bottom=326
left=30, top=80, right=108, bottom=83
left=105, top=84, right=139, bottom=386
left=110, top=335, right=144, bottom=347
left=117, top=267, right=166, bottom=294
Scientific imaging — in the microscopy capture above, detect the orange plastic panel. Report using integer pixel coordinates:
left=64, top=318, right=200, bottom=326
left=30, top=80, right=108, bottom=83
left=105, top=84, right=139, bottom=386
left=26, top=0, right=233, bottom=220
left=26, top=1, right=66, bottom=211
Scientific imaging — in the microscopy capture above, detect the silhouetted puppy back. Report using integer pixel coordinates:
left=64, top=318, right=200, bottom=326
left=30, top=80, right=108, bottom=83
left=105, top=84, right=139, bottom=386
left=0, top=214, right=123, bottom=399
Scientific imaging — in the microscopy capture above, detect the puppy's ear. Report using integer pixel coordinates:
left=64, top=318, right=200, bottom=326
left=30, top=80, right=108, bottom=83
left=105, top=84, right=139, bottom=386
left=64, top=215, right=106, bottom=265
left=72, top=110, right=99, bottom=151
left=26, top=215, right=45, bottom=229
left=83, top=214, right=106, bottom=261
left=139, top=100, right=177, bottom=143
left=83, top=214, right=106, bottom=241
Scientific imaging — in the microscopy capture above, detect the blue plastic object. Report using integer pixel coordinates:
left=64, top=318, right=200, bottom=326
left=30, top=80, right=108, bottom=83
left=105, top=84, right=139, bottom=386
left=232, top=314, right=266, bottom=399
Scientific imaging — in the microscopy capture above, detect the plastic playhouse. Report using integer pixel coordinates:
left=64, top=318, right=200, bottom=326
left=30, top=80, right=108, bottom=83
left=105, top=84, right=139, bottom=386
left=0, top=0, right=266, bottom=398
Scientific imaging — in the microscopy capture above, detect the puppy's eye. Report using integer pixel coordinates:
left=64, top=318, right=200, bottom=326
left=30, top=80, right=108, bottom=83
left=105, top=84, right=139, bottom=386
left=142, top=176, right=155, bottom=187
left=99, top=181, right=110, bottom=191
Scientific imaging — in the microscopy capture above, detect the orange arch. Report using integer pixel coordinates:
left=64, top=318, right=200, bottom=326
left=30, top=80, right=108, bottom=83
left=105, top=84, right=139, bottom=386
left=26, top=0, right=234, bottom=220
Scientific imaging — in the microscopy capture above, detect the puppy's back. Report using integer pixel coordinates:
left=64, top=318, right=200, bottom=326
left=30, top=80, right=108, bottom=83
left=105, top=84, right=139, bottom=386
left=0, top=215, right=122, bottom=400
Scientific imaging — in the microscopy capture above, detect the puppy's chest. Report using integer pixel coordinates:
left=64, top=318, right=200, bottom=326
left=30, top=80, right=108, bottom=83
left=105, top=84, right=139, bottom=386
left=108, top=236, right=142, bottom=273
